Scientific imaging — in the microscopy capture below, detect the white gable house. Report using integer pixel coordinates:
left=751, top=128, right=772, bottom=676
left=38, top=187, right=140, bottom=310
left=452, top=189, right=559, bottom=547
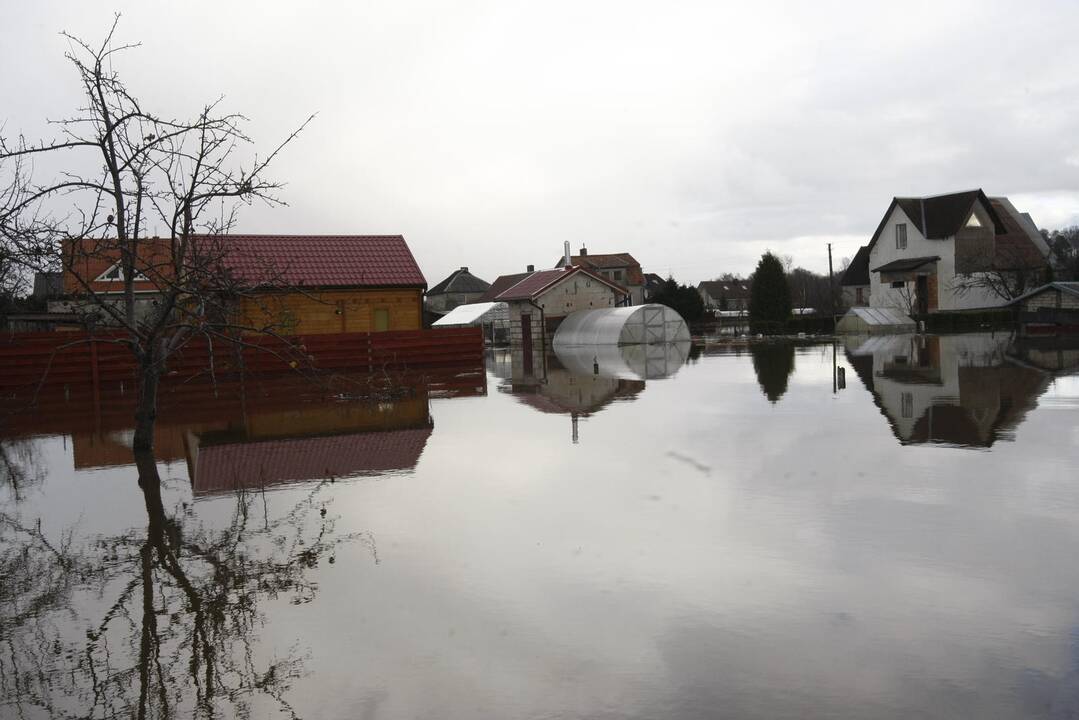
left=865, top=190, right=1049, bottom=314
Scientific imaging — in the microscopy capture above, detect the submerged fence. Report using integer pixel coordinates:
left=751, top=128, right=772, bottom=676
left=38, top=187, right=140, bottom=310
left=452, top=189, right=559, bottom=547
left=0, top=327, right=484, bottom=393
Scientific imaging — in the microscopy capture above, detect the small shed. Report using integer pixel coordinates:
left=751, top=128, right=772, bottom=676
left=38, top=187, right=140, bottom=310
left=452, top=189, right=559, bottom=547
left=431, top=301, right=510, bottom=344
left=552, top=304, right=690, bottom=347
left=835, top=307, right=916, bottom=335
left=1012, top=282, right=1079, bottom=335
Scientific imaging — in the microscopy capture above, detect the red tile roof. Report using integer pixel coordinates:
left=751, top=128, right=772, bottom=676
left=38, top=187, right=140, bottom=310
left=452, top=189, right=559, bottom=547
left=201, top=235, right=426, bottom=288
left=192, top=427, right=433, bottom=495
left=555, top=252, right=645, bottom=286
left=478, top=272, right=531, bottom=302
left=495, top=266, right=627, bottom=301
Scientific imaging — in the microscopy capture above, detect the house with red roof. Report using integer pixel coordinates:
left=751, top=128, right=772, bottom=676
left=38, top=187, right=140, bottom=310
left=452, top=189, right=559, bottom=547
left=554, top=246, right=646, bottom=305
left=60, top=234, right=427, bottom=334
left=491, top=265, right=628, bottom=353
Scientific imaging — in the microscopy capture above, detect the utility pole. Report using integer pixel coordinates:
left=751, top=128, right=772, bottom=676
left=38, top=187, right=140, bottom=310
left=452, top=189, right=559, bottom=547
left=827, top=243, right=836, bottom=333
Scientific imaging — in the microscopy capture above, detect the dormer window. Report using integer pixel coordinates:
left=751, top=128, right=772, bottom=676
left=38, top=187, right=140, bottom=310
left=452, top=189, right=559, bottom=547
left=895, top=223, right=907, bottom=250
left=95, top=262, right=148, bottom=282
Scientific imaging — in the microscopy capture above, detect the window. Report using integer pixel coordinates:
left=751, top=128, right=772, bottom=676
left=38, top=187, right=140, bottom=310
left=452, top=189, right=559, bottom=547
left=856, top=287, right=864, bottom=304
left=95, top=262, right=148, bottom=282
left=614, top=270, right=624, bottom=283
left=891, top=281, right=905, bottom=289
left=373, top=308, right=390, bottom=332
left=901, top=392, right=914, bottom=418
left=895, top=223, right=907, bottom=250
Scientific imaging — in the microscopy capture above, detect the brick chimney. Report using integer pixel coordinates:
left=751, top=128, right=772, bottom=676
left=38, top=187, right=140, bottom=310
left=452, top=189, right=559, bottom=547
left=580, top=246, right=588, bottom=256
left=527, top=264, right=535, bottom=272
left=460, top=266, right=468, bottom=272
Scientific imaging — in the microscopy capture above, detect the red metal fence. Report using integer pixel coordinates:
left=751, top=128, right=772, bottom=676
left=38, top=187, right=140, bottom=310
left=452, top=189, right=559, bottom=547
left=0, top=327, right=484, bottom=392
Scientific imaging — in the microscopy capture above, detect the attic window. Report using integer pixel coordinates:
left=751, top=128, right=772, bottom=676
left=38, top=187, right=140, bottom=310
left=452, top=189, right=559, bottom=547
left=895, top=223, right=908, bottom=250
left=966, top=214, right=981, bottom=227
left=95, top=262, right=148, bottom=282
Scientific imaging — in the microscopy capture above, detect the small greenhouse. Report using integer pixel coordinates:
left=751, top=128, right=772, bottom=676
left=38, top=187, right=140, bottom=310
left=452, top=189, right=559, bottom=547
left=835, top=307, right=916, bottom=335
left=552, top=304, right=690, bottom=347
left=431, top=301, right=510, bottom=345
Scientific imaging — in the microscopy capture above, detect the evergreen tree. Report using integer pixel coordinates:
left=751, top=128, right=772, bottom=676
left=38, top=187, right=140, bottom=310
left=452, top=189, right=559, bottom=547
left=749, top=252, right=792, bottom=333
left=652, top=276, right=704, bottom=323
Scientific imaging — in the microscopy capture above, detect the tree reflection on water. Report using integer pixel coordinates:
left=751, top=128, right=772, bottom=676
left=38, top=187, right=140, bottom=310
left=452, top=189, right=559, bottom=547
left=749, top=342, right=796, bottom=403
left=0, top=449, right=362, bottom=719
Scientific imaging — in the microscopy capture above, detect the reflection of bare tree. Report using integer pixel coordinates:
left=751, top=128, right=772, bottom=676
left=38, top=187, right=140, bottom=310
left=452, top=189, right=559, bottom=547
left=0, top=449, right=361, bottom=719
left=0, top=438, right=45, bottom=502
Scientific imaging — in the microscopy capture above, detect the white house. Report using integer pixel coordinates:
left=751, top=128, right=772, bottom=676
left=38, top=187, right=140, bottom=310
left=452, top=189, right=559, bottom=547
left=865, top=190, right=1049, bottom=314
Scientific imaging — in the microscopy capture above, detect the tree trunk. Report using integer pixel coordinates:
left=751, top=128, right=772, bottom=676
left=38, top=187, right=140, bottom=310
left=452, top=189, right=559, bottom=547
left=133, top=358, right=161, bottom=452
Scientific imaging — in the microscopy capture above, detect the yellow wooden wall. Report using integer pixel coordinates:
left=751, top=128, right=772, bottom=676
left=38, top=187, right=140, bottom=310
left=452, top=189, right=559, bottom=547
left=238, top=288, right=423, bottom=335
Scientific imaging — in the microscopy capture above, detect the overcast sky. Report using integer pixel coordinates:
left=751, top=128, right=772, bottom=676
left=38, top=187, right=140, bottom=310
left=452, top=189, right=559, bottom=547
left=4, top=1, right=1079, bottom=286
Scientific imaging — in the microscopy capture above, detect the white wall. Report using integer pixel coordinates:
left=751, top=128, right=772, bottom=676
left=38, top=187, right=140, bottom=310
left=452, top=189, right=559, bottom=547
left=536, top=275, right=619, bottom=317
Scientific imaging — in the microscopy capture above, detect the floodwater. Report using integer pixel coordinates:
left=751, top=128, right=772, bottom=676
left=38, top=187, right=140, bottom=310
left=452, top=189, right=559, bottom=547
left=3, top=331, right=1079, bottom=719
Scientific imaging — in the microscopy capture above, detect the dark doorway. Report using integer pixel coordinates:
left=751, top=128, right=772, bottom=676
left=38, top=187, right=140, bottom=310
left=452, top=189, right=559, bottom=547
left=915, top=275, right=929, bottom=316
left=521, top=314, right=533, bottom=374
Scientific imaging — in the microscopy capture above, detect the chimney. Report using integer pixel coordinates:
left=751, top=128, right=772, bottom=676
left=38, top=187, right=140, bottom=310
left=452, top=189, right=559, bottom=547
left=563, top=241, right=571, bottom=267
left=527, top=264, right=535, bottom=272
left=460, top=266, right=469, bottom=274
left=580, top=246, right=588, bottom=257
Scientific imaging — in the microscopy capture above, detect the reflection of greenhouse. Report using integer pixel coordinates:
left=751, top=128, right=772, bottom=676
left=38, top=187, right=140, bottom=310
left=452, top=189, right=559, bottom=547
left=553, top=341, right=692, bottom=380
left=493, top=340, right=690, bottom=443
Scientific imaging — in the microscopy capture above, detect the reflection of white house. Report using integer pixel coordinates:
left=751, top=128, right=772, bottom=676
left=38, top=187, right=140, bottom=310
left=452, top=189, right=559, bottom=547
left=845, top=333, right=1049, bottom=447
left=865, top=190, right=1049, bottom=313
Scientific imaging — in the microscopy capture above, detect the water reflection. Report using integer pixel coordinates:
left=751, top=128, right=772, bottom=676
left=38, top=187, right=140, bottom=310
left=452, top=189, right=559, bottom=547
left=494, top=343, right=689, bottom=443
left=0, top=437, right=45, bottom=502
left=846, top=332, right=1077, bottom=447
left=4, top=337, right=1079, bottom=718
left=0, top=450, right=358, bottom=719
left=748, top=342, right=796, bottom=403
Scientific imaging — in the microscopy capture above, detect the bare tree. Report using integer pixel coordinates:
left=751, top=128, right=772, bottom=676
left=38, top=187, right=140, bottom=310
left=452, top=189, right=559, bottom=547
left=885, top=280, right=918, bottom=317
left=950, top=244, right=1049, bottom=303
left=0, top=18, right=312, bottom=450
left=1043, top=226, right=1079, bottom=281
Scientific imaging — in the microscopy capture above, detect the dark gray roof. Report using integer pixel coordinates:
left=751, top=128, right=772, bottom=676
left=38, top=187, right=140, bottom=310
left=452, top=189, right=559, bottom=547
left=871, top=256, right=941, bottom=273
left=427, top=267, right=490, bottom=296
left=867, top=189, right=1005, bottom=252
left=698, top=279, right=751, bottom=299
left=840, top=245, right=870, bottom=286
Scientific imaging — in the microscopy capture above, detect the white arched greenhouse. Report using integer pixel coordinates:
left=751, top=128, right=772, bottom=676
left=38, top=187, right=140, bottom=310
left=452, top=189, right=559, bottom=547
left=552, top=304, right=690, bottom=347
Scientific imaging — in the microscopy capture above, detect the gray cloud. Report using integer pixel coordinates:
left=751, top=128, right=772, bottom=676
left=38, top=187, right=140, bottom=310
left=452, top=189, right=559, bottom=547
left=3, top=0, right=1078, bottom=286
